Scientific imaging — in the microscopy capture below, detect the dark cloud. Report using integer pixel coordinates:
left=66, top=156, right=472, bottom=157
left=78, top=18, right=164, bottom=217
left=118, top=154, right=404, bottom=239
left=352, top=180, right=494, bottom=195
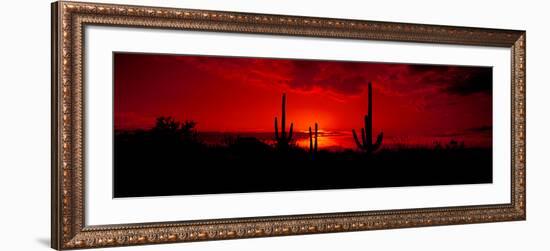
left=166, top=55, right=492, bottom=98
left=286, top=60, right=324, bottom=91
left=339, top=75, right=368, bottom=94
left=442, top=68, right=492, bottom=96
left=404, top=65, right=493, bottom=96
left=433, top=125, right=492, bottom=137
left=284, top=60, right=377, bottom=95
left=282, top=61, right=493, bottom=98
left=465, top=125, right=493, bottom=133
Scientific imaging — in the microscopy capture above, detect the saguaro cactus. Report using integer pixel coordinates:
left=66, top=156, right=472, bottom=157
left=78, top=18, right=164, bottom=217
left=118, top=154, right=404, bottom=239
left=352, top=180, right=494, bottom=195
left=274, top=93, right=294, bottom=149
left=309, top=123, right=318, bottom=158
left=352, top=82, right=383, bottom=153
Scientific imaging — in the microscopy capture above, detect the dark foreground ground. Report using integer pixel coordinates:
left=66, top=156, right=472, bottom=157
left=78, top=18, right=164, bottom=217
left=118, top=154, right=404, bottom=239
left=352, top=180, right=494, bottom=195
left=113, top=131, right=492, bottom=198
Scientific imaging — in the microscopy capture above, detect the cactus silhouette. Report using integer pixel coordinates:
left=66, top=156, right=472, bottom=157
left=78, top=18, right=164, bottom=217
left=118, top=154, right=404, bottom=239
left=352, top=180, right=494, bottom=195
left=274, top=93, right=294, bottom=149
left=309, top=123, right=318, bottom=159
left=352, top=82, right=383, bottom=153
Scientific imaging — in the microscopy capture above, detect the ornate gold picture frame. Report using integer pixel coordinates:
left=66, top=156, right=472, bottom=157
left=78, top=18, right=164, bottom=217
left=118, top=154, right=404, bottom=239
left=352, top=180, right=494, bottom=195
left=51, top=1, right=526, bottom=249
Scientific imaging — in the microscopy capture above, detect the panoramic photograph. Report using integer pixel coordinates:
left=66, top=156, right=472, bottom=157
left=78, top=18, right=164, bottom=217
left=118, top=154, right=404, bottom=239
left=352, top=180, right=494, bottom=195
left=113, top=52, right=493, bottom=198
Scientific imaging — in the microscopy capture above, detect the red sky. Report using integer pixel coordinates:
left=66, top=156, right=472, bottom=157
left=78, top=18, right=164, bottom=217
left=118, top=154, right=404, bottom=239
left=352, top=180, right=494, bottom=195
left=114, top=53, right=492, bottom=147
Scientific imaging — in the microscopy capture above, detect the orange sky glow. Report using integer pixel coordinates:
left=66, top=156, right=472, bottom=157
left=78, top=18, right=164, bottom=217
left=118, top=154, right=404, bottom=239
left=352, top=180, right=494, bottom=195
left=114, top=53, right=492, bottom=147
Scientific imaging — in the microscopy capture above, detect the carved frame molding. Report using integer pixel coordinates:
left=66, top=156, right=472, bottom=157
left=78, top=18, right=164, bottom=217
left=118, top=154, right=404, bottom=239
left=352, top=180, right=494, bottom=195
left=51, top=1, right=526, bottom=249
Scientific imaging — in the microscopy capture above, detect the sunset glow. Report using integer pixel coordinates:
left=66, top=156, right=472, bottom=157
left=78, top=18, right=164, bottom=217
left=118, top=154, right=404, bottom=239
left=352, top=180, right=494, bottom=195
left=114, top=52, right=494, bottom=197
left=114, top=53, right=492, bottom=148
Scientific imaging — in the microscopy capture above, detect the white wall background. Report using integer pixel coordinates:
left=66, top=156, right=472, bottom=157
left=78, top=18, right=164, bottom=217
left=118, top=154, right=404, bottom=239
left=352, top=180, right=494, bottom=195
left=0, top=0, right=548, bottom=250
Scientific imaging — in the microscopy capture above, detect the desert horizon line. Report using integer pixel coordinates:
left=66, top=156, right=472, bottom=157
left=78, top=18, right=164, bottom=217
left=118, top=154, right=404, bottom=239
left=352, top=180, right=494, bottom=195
left=113, top=126, right=491, bottom=149
left=113, top=120, right=491, bottom=137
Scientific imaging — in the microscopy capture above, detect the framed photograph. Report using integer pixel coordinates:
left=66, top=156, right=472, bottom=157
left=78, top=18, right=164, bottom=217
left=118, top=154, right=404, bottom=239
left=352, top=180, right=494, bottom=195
left=51, top=1, right=526, bottom=249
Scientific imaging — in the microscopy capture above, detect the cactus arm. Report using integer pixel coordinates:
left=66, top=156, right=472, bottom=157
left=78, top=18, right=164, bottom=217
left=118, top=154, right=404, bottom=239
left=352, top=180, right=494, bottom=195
left=288, top=122, right=293, bottom=141
left=281, top=94, right=286, bottom=139
left=314, top=123, right=318, bottom=153
left=361, top=128, right=366, bottom=147
left=353, top=82, right=383, bottom=153
left=352, top=129, right=363, bottom=149
left=371, top=132, right=384, bottom=152
left=365, top=115, right=372, bottom=147
left=366, top=82, right=374, bottom=148
left=273, top=93, right=295, bottom=149
left=309, top=126, right=313, bottom=153
left=376, top=132, right=383, bottom=145
left=274, top=117, right=279, bottom=139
